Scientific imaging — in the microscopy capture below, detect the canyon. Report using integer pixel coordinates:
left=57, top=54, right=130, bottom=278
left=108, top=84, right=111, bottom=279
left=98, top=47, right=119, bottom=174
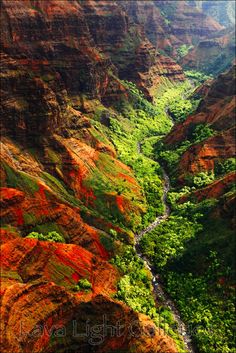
left=0, top=1, right=235, bottom=353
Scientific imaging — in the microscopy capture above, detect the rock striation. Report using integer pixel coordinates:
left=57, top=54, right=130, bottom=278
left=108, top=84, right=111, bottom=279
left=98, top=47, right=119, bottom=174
left=189, top=0, right=235, bottom=27
left=182, top=29, right=235, bottom=75
left=1, top=233, right=178, bottom=353
left=0, top=1, right=185, bottom=352
left=165, top=65, right=236, bottom=178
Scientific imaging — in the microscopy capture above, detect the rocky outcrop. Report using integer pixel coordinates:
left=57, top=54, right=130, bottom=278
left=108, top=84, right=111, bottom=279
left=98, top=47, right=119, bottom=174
left=0, top=0, right=188, bottom=245
left=165, top=65, right=236, bottom=177
left=0, top=0, right=185, bottom=109
left=154, top=1, right=223, bottom=53
left=119, top=0, right=234, bottom=77
left=182, top=29, right=235, bottom=74
left=121, top=1, right=223, bottom=56
left=189, top=1, right=235, bottom=27
left=82, top=0, right=185, bottom=99
left=180, top=172, right=236, bottom=203
left=0, top=234, right=178, bottom=353
left=179, top=127, right=235, bottom=174
left=0, top=128, right=144, bottom=248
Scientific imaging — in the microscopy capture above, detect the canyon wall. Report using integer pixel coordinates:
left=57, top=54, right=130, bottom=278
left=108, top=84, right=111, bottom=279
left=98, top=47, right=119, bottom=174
left=1, top=1, right=235, bottom=352
left=189, top=0, right=235, bottom=27
left=0, top=1, right=185, bottom=352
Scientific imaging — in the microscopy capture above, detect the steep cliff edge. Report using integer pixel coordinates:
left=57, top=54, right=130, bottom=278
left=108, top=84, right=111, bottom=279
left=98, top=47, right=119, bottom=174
left=120, top=0, right=233, bottom=74
left=136, top=0, right=223, bottom=56
left=188, top=0, right=235, bottom=27
left=0, top=1, right=185, bottom=352
left=181, top=28, right=235, bottom=75
left=1, top=232, right=177, bottom=353
left=165, top=65, right=236, bottom=179
left=1, top=1, right=234, bottom=352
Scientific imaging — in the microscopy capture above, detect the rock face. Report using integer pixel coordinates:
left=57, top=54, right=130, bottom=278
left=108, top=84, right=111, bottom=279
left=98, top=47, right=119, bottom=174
left=0, top=0, right=185, bottom=105
left=154, top=1, right=223, bottom=52
left=120, top=0, right=233, bottom=75
left=120, top=0, right=224, bottom=59
left=1, top=233, right=177, bottom=353
left=0, top=1, right=184, bottom=352
left=81, top=0, right=185, bottom=99
left=165, top=65, right=236, bottom=178
left=182, top=29, right=235, bottom=74
left=1, top=0, right=149, bottom=241
left=189, top=0, right=236, bottom=27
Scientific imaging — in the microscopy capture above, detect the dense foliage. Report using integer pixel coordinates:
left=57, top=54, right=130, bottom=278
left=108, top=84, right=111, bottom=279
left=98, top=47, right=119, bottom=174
left=111, top=246, right=185, bottom=351
left=140, top=215, right=202, bottom=268
left=177, top=44, right=193, bottom=59
left=156, top=123, right=215, bottom=180
left=73, top=278, right=92, bottom=292
left=142, top=125, right=235, bottom=353
left=215, top=158, right=236, bottom=176
left=155, top=80, right=197, bottom=123
left=103, top=80, right=175, bottom=227
left=26, top=231, right=65, bottom=243
left=90, top=74, right=234, bottom=353
left=185, top=70, right=213, bottom=84
left=140, top=179, right=235, bottom=353
left=165, top=255, right=235, bottom=353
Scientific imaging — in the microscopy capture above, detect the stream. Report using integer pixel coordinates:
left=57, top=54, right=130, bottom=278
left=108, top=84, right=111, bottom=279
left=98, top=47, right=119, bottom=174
left=135, top=142, right=195, bottom=353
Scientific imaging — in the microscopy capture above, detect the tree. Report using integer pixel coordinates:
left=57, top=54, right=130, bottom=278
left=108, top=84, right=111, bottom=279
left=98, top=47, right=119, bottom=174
left=26, top=231, right=65, bottom=243
left=73, top=278, right=92, bottom=292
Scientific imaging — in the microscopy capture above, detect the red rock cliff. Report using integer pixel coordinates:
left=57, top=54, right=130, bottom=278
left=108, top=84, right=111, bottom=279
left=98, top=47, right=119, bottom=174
left=0, top=1, right=183, bottom=352
left=165, top=65, right=236, bottom=178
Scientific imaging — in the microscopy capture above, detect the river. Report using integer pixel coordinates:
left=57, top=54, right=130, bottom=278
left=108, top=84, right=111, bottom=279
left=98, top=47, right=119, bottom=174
left=135, top=142, right=196, bottom=353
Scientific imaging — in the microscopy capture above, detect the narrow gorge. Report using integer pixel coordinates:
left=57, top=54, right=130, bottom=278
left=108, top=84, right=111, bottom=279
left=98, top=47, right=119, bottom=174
left=1, top=1, right=235, bottom=353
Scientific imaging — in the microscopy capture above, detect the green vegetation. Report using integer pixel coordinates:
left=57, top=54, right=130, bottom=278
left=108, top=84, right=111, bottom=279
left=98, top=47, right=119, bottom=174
left=41, top=171, right=81, bottom=207
left=134, top=68, right=234, bottom=351
left=177, top=44, right=193, bottom=59
left=73, top=278, right=92, bottom=292
left=157, top=140, right=191, bottom=177
left=140, top=215, right=202, bottom=268
left=140, top=174, right=235, bottom=353
left=26, top=231, right=65, bottom=243
left=155, top=80, right=198, bottom=123
left=102, top=80, right=174, bottom=227
left=105, top=80, right=201, bottom=226
left=156, top=123, right=215, bottom=179
left=165, top=254, right=235, bottom=353
left=111, top=246, right=185, bottom=351
left=84, top=80, right=201, bottom=230
left=3, top=163, right=39, bottom=194
left=191, top=124, right=215, bottom=144
left=98, top=74, right=234, bottom=353
left=141, top=107, right=235, bottom=353
left=192, top=171, right=215, bottom=188
left=207, top=51, right=235, bottom=76
left=215, top=158, right=236, bottom=176
left=100, top=233, right=115, bottom=252
left=185, top=70, right=213, bottom=85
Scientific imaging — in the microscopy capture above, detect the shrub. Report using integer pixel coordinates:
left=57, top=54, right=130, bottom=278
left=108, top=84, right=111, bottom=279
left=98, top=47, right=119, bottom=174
left=193, top=171, right=215, bottom=188
left=109, top=229, right=118, bottom=239
left=185, top=70, right=213, bottom=84
left=177, top=44, right=193, bottom=58
left=73, top=278, right=92, bottom=292
left=191, top=124, right=214, bottom=144
left=26, top=231, right=65, bottom=243
left=215, top=158, right=236, bottom=176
